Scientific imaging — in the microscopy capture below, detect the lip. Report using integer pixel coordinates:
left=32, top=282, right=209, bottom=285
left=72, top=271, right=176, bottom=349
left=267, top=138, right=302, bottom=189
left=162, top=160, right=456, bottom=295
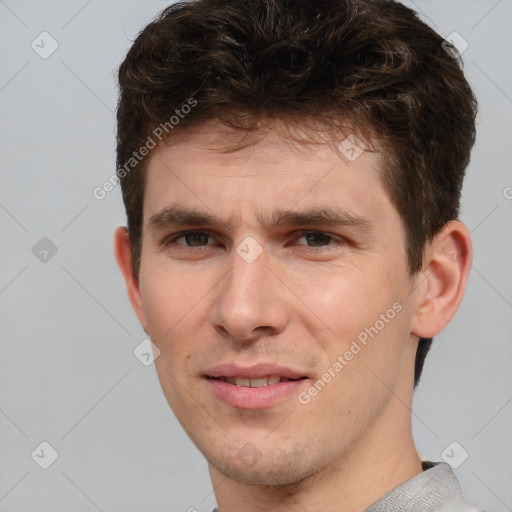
left=204, top=363, right=309, bottom=410
left=205, top=362, right=308, bottom=380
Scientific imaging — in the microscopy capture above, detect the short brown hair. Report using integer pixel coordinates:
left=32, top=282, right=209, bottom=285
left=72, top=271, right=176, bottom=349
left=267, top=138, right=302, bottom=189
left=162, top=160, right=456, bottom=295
left=116, top=0, right=477, bottom=385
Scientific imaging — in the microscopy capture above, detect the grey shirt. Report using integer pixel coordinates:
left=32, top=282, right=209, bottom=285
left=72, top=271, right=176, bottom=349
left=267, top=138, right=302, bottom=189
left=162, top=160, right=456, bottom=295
left=365, top=461, right=485, bottom=511
left=211, top=461, right=485, bottom=512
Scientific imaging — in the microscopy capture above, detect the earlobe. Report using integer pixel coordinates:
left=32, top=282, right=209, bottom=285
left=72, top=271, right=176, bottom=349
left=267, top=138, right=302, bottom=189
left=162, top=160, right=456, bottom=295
left=113, top=226, right=149, bottom=334
left=410, top=220, right=472, bottom=338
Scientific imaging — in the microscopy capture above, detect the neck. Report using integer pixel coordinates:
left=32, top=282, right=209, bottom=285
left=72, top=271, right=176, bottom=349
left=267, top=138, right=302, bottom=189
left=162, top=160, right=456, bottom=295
left=209, top=398, right=422, bottom=512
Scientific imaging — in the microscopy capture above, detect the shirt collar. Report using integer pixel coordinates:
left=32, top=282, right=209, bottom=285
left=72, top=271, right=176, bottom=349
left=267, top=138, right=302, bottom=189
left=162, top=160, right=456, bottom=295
left=365, top=461, right=463, bottom=511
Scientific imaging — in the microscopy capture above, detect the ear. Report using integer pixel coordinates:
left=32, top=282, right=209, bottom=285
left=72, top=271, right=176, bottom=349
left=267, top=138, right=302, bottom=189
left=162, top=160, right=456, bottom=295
left=113, top=226, right=149, bottom=335
left=410, top=220, right=472, bottom=338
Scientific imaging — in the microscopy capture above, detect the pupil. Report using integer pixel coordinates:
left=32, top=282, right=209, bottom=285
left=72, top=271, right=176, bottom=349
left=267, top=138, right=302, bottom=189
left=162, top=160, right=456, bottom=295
left=186, top=233, right=208, bottom=246
left=307, top=233, right=329, bottom=246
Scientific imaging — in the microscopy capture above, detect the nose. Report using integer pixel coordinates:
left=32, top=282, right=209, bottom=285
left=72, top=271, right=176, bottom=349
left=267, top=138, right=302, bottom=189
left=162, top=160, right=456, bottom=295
left=210, top=243, right=290, bottom=345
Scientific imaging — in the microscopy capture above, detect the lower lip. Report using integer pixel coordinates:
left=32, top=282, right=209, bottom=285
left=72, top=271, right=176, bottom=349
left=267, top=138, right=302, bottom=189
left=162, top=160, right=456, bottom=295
left=206, top=378, right=308, bottom=409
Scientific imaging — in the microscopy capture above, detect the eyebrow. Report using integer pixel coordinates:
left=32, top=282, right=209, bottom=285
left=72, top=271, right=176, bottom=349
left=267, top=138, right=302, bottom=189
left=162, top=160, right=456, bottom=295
left=147, top=204, right=372, bottom=233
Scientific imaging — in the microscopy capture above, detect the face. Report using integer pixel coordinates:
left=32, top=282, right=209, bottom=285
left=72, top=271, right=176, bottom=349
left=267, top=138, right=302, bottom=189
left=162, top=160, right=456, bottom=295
left=132, top=120, right=420, bottom=486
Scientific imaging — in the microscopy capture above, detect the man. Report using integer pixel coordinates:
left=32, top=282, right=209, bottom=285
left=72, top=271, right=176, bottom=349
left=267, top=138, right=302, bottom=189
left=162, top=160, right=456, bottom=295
left=113, top=0, right=484, bottom=510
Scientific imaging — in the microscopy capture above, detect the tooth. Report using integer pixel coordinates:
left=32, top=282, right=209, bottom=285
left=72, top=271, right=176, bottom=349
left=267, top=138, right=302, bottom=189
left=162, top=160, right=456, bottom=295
left=250, top=377, right=268, bottom=388
left=267, top=375, right=280, bottom=385
left=226, top=377, right=236, bottom=385
left=280, top=377, right=291, bottom=382
left=235, top=377, right=250, bottom=387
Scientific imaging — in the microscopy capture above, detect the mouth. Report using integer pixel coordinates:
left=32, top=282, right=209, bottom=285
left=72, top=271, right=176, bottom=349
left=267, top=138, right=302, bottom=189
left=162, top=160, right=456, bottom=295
left=204, top=364, right=310, bottom=409
left=208, top=375, right=307, bottom=387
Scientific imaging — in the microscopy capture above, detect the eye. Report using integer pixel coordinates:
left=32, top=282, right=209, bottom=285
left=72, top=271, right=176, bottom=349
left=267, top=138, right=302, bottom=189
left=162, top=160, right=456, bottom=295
left=162, top=230, right=347, bottom=252
left=294, top=231, right=345, bottom=248
left=167, top=231, right=214, bottom=247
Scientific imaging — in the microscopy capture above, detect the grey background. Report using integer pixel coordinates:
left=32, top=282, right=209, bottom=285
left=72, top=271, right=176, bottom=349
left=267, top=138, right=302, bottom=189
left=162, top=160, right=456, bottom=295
left=0, top=0, right=511, bottom=511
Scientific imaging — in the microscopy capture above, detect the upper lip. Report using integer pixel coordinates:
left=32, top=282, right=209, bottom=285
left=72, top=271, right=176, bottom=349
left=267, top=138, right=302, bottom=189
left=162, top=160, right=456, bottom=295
left=205, top=363, right=308, bottom=380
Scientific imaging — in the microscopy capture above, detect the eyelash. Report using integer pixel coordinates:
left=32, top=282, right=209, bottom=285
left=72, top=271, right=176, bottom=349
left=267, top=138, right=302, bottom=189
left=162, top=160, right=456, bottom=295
left=163, top=230, right=347, bottom=251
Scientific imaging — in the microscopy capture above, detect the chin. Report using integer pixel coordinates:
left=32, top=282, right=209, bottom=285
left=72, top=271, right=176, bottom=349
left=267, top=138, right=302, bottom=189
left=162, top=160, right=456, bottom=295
left=203, top=444, right=321, bottom=487
left=214, top=462, right=307, bottom=487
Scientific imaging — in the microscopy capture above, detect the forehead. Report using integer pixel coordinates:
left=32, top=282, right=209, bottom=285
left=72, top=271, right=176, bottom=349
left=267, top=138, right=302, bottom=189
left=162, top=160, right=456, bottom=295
left=141, top=119, right=396, bottom=230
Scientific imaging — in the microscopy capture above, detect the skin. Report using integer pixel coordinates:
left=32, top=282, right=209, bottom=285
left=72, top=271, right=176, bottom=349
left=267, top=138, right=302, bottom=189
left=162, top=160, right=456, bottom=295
left=114, top=119, right=472, bottom=512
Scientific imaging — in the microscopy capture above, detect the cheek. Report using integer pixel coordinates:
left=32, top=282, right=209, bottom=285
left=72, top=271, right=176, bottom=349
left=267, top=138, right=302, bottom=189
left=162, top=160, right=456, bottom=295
left=305, top=264, right=406, bottom=342
left=141, top=259, right=198, bottom=326
left=321, top=270, right=412, bottom=396
left=143, top=268, right=202, bottom=412
left=306, top=259, right=413, bottom=393
left=140, top=262, right=218, bottom=376
left=140, top=266, right=196, bottom=360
